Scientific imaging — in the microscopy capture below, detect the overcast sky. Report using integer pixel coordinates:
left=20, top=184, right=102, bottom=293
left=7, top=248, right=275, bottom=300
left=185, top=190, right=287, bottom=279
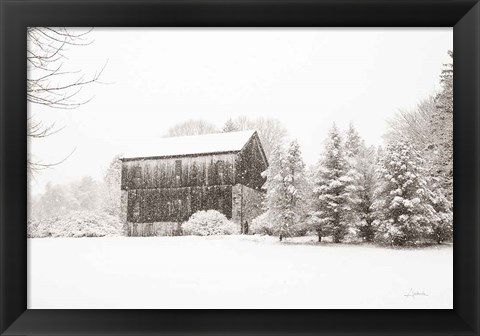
left=28, top=28, right=452, bottom=195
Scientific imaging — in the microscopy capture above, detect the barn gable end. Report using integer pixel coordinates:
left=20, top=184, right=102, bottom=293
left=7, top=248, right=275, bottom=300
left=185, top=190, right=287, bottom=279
left=235, top=132, right=268, bottom=190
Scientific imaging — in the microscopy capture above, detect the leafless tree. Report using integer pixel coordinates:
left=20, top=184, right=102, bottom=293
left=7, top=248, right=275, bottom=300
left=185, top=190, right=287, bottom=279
left=163, top=119, right=219, bottom=137
left=227, top=116, right=288, bottom=160
left=385, top=95, right=437, bottom=153
left=27, top=27, right=106, bottom=174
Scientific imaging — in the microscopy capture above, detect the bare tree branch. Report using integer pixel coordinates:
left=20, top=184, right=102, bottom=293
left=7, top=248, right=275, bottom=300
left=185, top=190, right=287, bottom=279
left=28, top=147, right=77, bottom=177
left=27, top=27, right=105, bottom=175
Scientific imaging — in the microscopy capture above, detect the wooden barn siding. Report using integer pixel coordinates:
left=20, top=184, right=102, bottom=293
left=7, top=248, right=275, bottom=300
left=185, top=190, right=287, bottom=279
left=127, top=185, right=233, bottom=223
left=120, top=190, right=128, bottom=235
left=235, top=136, right=268, bottom=190
left=128, top=222, right=181, bottom=237
left=121, top=154, right=236, bottom=190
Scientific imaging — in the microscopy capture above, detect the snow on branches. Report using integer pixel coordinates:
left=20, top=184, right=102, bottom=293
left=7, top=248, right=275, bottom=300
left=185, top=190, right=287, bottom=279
left=372, top=140, right=443, bottom=246
left=262, top=140, right=308, bottom=240
left=310, top=124, right=356, bottom=243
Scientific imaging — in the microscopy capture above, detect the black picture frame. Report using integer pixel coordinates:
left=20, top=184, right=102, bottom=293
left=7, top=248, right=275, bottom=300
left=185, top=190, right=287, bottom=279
left=1, top=0, right=479, bottom=335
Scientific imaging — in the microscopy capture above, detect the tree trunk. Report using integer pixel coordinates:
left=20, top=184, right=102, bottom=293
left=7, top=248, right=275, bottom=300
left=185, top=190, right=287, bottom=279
left=318, top=234, right=322, bottom=242
left=279, top=234, right=283, bottom=242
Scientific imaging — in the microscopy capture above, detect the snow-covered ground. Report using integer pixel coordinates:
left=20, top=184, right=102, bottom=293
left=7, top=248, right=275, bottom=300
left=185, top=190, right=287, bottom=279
left=28, top=235, right=452, bottom=309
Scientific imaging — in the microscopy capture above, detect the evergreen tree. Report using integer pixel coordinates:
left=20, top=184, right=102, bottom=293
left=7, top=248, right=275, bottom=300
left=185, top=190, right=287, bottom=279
left=311, top=124, right=354, bottom=243
left=429, top=50, right=453, bottom=202
left=436, top=50, right=453, bottom=115
left=282, top=140, right=309, bottom=238
left=102, top=155, right=122, bottom=218
left=353, top=145, right=378, bottom=242
left=262, top=140, right=307, bottom=241
left=222, top=118, right=240, bottom=132
left=344, top=122, right=363, bottom=160
left=343, top=122, right=364, bottom=234
left=426, top=177, right=453, bottom=244
left=262, top=145, right=288, bottom=239
left=373, top=140, right=435, bottom=246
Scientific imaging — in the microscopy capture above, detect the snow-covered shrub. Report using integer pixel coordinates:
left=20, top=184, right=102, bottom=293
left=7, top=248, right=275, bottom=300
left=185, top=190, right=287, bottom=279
left=251, top=212, right=309, bottom=237
left=182, top=210, right=238, bottom=236
left=429, top=211, right=452, bottom=244
left=28, top=211, right=123, bottom=238
left=27, top=217, right=46, bottom=238
left=289, top=218, right=311, bottom=237
left=343, top=226, right=364, bottom=244
left=250, top=212, right=275, bottom=235
left=355, top=219, right=376, bottom=243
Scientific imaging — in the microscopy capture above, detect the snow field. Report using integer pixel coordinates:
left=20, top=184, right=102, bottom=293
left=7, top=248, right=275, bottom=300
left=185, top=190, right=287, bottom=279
left=28, top=235, right=452, bottom=309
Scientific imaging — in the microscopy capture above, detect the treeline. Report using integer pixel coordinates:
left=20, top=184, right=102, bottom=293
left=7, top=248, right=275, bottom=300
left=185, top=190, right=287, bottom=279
left=29, top=155, right=122, bottom=221
left=253, top=51, right=453, bottom=247
left=29, top=51, right=453, bottom=246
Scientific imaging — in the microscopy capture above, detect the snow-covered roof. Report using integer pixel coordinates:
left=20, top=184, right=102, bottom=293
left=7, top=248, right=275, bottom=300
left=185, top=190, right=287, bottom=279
left=122, top=130, right=256, bottom=160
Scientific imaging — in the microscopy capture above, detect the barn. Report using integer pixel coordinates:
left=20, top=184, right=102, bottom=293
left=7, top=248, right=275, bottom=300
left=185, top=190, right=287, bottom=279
left=120, top=130, right=268, bottom=236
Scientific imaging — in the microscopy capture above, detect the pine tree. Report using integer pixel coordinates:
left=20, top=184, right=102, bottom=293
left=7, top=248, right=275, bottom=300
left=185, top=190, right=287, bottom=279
left=429, top=50, right=453, bottom=202
left=426, top=177, right=453, bottom=244
left=102, top=155, right=122, bottom=218
left=373, top=140, right=435, bottom=246
left=311, top=124, right=354, bottom=243
left=282, top=140, right=309, bottom=238
left=353, top=145, right=378, bottom=242
left=344, top=122, right=363, bottom=160
left=437, top=50, right=453, bottom=115
left=222, top=118, right=240, bottom=132
left=262, top=141, right=307, bottom=241
left=262, top=145, right=286, bottom=238
left=343, top=122, right=364, bottom=235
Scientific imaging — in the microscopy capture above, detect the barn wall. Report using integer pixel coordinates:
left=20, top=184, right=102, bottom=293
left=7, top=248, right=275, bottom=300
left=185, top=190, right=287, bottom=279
left=121, top=153, right=236, bottom=190
left=128, top=222, right=182, bottom=237
left=232, top=184, right=265, bottom=231
left=120, top=137, right=268, bottom=236
left=126, top=185, right=233, bottom=224
left=120, top=189, right=128, bottom=235
left=235, top=135, right=268, bottom=190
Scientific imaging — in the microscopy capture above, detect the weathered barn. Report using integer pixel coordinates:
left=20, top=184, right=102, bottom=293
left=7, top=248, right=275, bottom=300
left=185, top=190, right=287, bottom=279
left=120, top=130, right=268, bottom=236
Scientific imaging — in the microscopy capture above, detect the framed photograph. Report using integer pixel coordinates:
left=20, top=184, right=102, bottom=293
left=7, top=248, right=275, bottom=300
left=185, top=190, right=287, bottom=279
left=1, top=0, right=479, bottom=335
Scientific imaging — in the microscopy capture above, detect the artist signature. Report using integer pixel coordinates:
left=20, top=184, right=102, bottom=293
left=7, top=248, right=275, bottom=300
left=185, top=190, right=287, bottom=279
left=404, top=288, right=428, bottom=299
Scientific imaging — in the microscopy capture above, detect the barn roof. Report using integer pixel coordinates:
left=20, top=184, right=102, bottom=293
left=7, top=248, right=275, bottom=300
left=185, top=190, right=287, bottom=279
left=121, top=130, right=257, bottom=160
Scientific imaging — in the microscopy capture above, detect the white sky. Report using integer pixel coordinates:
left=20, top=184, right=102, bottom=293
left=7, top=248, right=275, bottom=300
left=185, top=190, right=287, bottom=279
left=29, top=28, right=452, bottom=195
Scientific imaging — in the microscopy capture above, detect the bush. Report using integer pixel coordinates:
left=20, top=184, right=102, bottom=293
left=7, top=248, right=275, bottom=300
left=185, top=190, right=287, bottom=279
left=182, top=210, right=238, bottom=236
left=290, top=219, right=311, bottom=237
left=28, top=211, right=123, bottom=238
left=250, top=212, right=276, bottom=235
left=429, top=211, right=453, bottom=244
left=250, top=212, right=310, bottom=237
